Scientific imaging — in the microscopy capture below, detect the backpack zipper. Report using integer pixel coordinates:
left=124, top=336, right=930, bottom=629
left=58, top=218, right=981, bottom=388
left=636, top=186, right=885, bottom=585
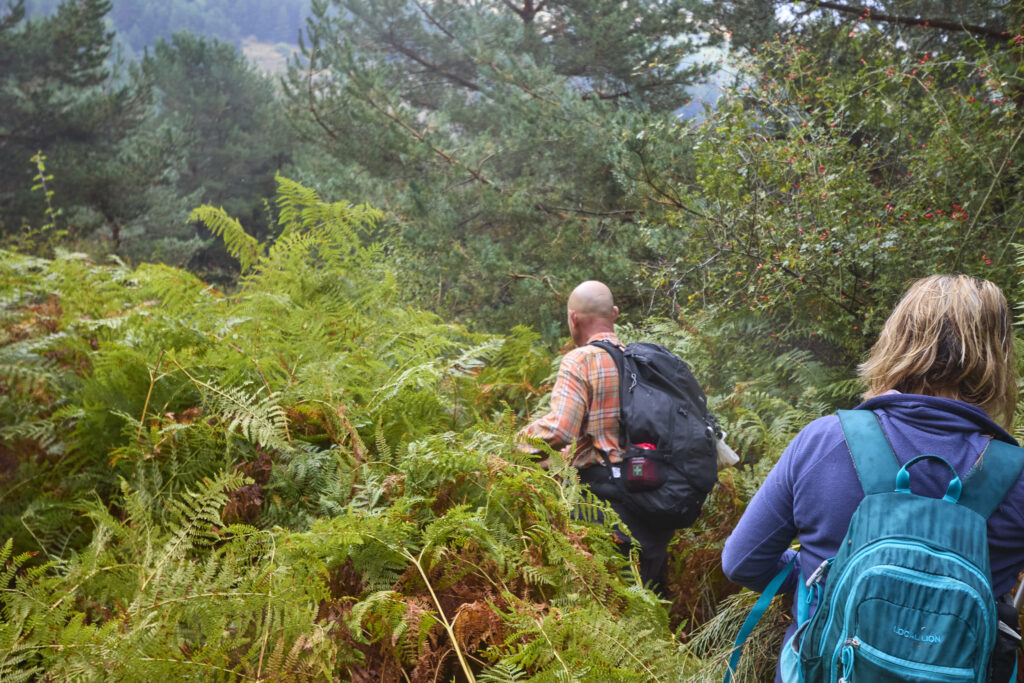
left=848, top=638, right=976, bottom=682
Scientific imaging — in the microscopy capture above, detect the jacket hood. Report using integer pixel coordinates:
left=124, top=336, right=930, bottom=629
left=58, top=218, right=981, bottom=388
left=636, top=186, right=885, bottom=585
left=856, top=393, right=1017, bottom=446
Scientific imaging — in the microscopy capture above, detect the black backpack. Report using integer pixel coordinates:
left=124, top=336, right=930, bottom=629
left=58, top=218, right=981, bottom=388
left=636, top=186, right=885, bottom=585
left=587, top=341, right=719, bottom=530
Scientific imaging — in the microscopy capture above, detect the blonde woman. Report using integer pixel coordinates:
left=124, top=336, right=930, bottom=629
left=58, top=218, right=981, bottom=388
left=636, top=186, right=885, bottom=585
left=722, top=275, right=1024, bottom=681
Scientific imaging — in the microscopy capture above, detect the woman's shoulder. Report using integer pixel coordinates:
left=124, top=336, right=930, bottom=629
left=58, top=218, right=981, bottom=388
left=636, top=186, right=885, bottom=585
left=789, top=413, right=845, bottom=452
left=779, top=414, right=852, bottom=479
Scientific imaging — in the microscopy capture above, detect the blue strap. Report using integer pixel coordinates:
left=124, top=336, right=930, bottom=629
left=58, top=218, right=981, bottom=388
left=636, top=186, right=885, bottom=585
left=894, top=454, right=962, bottom=502
left=797, top=579, right=813, bottom=625
left=837, top=409, right=899, bottom=495
left=958, top=438, right=1024, bottom=519
left=724, top=555, right=798, bottom=683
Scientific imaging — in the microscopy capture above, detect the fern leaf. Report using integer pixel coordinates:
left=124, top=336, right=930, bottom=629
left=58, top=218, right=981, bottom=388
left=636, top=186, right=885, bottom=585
left=188, top=205, right=262, bottom=272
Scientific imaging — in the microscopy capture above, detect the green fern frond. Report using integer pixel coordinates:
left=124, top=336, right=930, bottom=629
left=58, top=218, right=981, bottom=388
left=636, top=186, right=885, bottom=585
left=348, top=590, right=409, bottom=644
left=0, top=648, right=41, bottom=683
left=0, top=538, right=34, bottom=587
left=274, top=173, right=324, bottom=234
left=478, top=662, right=529, bottom=683
left=188, top=205, right=262, bottom=272
left=151, top=470, right=249, bottom=569
left=175, top=368, right=291, bottom=450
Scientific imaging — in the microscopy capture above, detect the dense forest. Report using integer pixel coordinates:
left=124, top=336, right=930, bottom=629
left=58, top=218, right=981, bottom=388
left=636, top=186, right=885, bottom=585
left=3, top=0, right=1024, bottom=679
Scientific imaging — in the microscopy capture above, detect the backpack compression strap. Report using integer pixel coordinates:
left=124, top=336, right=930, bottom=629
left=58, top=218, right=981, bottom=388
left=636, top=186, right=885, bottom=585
left=838, top=408, right=1024, bottom=517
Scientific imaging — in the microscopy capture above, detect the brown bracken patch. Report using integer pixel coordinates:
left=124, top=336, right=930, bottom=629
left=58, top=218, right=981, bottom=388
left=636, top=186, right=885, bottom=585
left=668, top=470, right=746, bottom=638
left=223, top=447, right=274, bottom=525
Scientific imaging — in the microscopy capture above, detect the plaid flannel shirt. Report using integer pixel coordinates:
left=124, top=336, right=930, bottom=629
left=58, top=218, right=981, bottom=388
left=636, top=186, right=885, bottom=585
left=521, top=332, right=622, bottom=469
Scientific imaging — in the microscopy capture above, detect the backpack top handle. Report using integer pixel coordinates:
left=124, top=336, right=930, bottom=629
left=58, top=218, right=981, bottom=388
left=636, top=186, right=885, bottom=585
left=894, top=454, right=962, bottom=503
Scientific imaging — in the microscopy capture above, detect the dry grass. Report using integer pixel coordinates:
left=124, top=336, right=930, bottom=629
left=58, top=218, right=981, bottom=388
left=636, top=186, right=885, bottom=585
left=683, top=590, right=791, bottom=683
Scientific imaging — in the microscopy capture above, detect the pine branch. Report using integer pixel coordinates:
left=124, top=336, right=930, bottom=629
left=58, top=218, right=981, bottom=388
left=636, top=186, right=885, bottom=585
left=808, top=1, right=1009, bottom=40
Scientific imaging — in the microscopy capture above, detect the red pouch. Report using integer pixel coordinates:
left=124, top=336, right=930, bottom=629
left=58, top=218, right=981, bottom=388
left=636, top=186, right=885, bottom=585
left=624, top=443, right=662, bottom=491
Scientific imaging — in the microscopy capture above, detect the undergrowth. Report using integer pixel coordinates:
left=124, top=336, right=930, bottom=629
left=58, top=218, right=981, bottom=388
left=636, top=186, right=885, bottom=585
left=3, top=177, right=819, bottom=681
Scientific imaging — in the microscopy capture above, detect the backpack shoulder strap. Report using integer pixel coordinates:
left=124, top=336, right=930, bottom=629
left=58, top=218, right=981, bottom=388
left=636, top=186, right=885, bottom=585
left=957, top=438, right=1024, bottom=519
left=587, top=339, right=624, bottom=372
left=837, top=409, right=900, bottom=496
left=588, top=340, right=627, bottom=451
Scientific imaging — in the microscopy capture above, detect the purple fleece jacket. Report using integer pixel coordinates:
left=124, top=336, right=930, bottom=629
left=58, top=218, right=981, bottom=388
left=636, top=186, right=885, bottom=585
left=722, top=394, right=1024, bottom=674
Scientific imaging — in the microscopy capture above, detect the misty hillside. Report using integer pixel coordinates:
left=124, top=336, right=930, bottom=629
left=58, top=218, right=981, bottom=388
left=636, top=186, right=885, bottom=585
left=25, top=0, right=308, bottom=54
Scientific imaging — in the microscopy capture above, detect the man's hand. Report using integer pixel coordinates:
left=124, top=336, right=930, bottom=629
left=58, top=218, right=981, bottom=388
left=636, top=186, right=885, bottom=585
left=534, top=444, right=572, bottom=471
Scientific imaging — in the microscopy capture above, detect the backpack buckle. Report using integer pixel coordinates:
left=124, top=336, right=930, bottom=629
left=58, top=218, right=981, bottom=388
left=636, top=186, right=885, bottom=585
left=806, top=557, right=833, bottom=588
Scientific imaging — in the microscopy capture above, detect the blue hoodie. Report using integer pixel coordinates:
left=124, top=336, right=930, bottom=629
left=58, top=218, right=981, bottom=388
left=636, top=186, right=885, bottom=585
left=721, top=394, right=1024, bottom=676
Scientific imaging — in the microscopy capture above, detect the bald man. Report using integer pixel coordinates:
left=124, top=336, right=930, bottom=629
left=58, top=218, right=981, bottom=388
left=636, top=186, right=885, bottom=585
left=521, top=281, right=676, bottom=595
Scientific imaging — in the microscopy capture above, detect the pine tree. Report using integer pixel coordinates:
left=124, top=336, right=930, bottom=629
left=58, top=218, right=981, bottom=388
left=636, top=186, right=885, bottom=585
left=121, top=32, right=293, bottom=274
left=0, top=0, right=145, bottom=244
left=690, top=0, right=1016, bottom=54
left=286, top=0, right=715, bottom=337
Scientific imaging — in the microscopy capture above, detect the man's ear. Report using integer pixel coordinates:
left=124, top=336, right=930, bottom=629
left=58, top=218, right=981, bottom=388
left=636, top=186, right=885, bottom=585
left=611, top=306, right=619, bottom=323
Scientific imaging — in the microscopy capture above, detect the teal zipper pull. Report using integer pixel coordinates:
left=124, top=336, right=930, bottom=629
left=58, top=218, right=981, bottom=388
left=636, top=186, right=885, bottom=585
left=838, top=638, right=858, bottom=682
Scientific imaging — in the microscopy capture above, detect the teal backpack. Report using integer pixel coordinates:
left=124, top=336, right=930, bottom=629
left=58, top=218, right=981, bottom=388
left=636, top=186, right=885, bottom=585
left=726, top=409, right=1024, bottom=683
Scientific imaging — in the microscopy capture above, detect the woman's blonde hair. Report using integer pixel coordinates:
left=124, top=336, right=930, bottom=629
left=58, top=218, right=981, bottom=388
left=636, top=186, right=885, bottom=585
left=859, top=274, right=1017, bottom=429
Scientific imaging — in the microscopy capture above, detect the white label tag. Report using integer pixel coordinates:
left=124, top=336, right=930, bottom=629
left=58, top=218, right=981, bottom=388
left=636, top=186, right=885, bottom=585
left=610, top=466, right=621, bottom=479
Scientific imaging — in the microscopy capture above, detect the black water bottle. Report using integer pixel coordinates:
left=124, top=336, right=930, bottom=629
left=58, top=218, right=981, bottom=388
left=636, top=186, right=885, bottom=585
left=989, top=599, right=1021, bottom=683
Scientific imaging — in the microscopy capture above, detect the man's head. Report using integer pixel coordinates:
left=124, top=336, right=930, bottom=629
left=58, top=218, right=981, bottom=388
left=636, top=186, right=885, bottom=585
left=567, top=280, right=618, bottom=346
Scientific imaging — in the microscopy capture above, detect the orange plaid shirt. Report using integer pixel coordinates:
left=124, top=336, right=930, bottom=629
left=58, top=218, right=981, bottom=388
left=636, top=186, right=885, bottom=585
left=521, top=332, right=623, bottom=469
